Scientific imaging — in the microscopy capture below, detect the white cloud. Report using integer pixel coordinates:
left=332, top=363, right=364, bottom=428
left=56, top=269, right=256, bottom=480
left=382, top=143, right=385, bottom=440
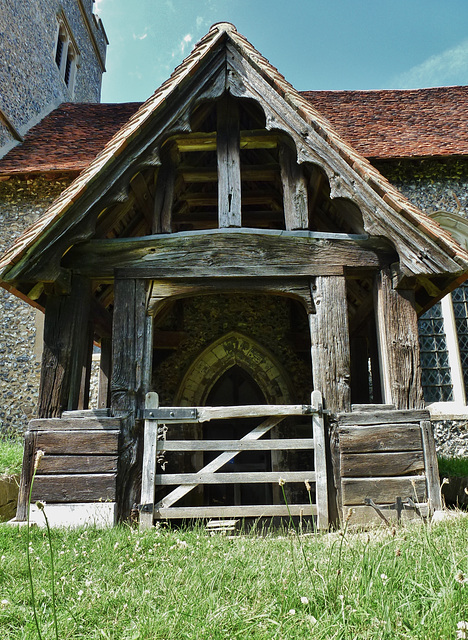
left=196, top=16, right=205, bottom=29
left=133, top=31, right=148, bottom=41
left=392, top=39, right=468, bottom=89
left=180, top=33, right=193, bottom=54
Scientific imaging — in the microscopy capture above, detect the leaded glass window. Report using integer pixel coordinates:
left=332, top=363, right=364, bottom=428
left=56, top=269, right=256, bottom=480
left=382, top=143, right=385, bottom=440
left=418, top=302, right=453, bottom=402
left=452, top=283, right=468, bottom=395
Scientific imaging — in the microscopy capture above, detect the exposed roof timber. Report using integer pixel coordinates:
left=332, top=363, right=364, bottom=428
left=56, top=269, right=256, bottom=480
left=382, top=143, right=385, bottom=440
left=0, top=22, right=467, bottom=291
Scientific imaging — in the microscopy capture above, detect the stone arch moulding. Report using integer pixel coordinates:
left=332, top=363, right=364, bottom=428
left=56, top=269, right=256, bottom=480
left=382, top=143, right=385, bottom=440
left=174, top=331, right=294, bottom=407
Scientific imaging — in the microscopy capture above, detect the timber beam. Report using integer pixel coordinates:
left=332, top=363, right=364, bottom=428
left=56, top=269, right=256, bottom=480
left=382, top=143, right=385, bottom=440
left=62, top=230, right=390, bottom=279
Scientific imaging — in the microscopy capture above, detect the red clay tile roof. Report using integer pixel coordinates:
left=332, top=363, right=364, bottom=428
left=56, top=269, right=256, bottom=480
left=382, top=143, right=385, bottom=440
left=0, top=102, right=141, bottom=175
left=1, top=86, right=468, bottom=177
left=302, top=87, right=468, bottom=159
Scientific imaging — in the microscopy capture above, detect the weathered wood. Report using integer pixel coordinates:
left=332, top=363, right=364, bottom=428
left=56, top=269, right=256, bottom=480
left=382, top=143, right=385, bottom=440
left=312, top=390, right=329, bottom=529
left=78, top=322, right=94, bottom=410
left=169, top=130, right=279, bottom=152
left=341, top=451, right=425, bottom=477
left=32, top=474, right=116, bottom=502
left=16, top=430, right=38, bottom=521
left=338, top=424, right=422, bottom=453
left=217, top=95, right=241, bottom=227
left=152, top=154, right=175, bottom=234
left=374, top=268, right=424, bottom=410
left=38, top=455, right=118, bottom=474
left=351, top=404, right=395, bottom=413
left=62, top=409, right=110, bottom=418
left=35, top=431, right=119, bottom=455
left=338, top=410, right=430, bottom=426
left=98, top=337, right=112, bottom=409
left=197, top=404, right=314, bottom=422
left=180, top=165, right=277, bottom=182
left=160, top=438, right=315, bottom=451
left=140, top=392, right=159, bottom=529
left=130, top=172, right=153, bottom=226
left=29, top=417, right=121, bottom=430
left=279, top=143, right=308, bottom=230
left=38, top=275, right=92, bottom=417
left=342, top=476, right=427, bottom=505
left=345, top=504, right=428, bottom=526
left=63, top=231, right=383, bottom=279
left=156, top=471, right=316, bottom=485
left=310, top=276, right=351, bottom=413
left=156, top=416, right=284, bottom=509
left=420, top=420, right=442, bottom=512
left=111, top=278, right=147, bottom=520
left=155, top=504, right=317, bottom=518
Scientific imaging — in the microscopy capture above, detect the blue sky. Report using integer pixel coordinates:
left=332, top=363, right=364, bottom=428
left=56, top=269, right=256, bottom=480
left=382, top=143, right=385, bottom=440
left=95, top=0, right=468, bottom=103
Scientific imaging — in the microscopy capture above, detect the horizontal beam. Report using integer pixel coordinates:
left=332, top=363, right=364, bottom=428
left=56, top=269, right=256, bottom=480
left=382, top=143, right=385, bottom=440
left=170, top=130, right=278, bottom=152
left=180, top=165, right=278, bottom=182
left=155, top=504, right=317, bottom=518
left=156, top=471, right=316, bottom=485
left=64, top=229, right=386, bottom=279
left=160, top=438, right=315, bottom=451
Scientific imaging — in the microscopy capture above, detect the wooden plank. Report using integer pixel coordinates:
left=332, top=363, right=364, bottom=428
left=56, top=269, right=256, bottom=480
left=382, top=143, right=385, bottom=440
left=312, top=390, right=329, bottom=530
left=310, top=275, right=351, bottom=413
left=63, top=232, right=382, bottom=279
left=38, top=275, right=92, bottom=418
left=420, top=420, right=442, bottom=512
left=156, top=471, right=316, bottom=485
left=345, top=504, right=429, bottom=527
left=351, top=404, right=395, bottom=412
left=217, top=95, right=241, bottom=227
left=156, top=504, right=317, bottom=518
left=160, top=438, right=315, bottom=451
left=29, top=417, right=121, bottom=430
left=374, top=268, right=425, bottom=410
left=38, top=455, right=118, bottom=474
left=180, top=165, right=277, bottom=182
left=62, top=409, right=110, bottom=418
left=140, top=392, right=159, bottom=529
left=36, top=431, right=119, bottom=455
left=338, top=410, right=430, bottom=425
left=196, top=404, right=314, bottom=422
left=152, top=155, right=175, bottom=234
left=130, top=172, right=153, bottom=226
left=32, top=474, right=116, bottom=502
left=171, top=130, right=278, bottom=153
left=111, top=278, right=147, bottom=519
left=156, top=416, right=284, bottom=509
left=338, top=424, right=422, bottom=453
left=279, top=143, right=308, bottom=230
left=342, top=476, right=427, bottom=505
left=341, top=451, right=425, bottom=477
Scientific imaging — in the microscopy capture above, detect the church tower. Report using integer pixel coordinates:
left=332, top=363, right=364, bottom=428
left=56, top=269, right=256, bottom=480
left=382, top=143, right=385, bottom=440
left=0, top=0, right=108, bottom=155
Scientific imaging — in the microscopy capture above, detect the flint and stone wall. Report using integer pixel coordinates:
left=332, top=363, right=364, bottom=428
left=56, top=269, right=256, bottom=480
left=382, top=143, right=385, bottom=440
left=0, top=0, right=107, bottom=148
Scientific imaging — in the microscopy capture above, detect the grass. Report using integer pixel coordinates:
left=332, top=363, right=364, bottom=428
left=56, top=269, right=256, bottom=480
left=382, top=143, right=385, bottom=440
left=0, top=438, right=23, bottom=477
left=0, top=516, right=467, bottom=640
left=438, top=455, right=468, bottom=479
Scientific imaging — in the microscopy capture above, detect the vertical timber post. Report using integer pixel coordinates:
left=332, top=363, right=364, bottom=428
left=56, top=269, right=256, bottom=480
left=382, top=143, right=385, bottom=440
left=374, top=267, right=424, bottom=409
left=140, top=392, right=159, bottom=529
left=111, top=277, right=147, bottom=520
left=312, top=390, right=329, bottom=530
left=279, top=143, right=309, bottom=230
left=217, top=94, right=241, bottom=227
left=38, top=274, right=92, bottom=417
left=309, top=275, right=351, bottom=413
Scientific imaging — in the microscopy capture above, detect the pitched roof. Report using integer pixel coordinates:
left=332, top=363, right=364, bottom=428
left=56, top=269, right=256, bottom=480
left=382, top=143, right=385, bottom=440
left=302, top=87, right=468, bottom=159
left=1, top=85, right=468, bottom=177
left=0, top=22, right=467, bottom=282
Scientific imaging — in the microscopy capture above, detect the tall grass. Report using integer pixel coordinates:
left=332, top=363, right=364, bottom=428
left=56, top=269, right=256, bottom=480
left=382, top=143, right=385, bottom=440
left=0, top=515, right=467, bottom=639
left=0, top=438, right=23, bottom=476
left=439, top=455, right=468, bottom=479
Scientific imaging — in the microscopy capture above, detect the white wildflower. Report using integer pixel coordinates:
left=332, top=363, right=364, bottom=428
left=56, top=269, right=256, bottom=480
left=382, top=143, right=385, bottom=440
left=300, top=596, right=309, bottom=605
left=77, top=590, right=83, bottom=597
left=380, top=573, right=388, bottom=583
left=0, top=599, right=9, bottom=607
left=288, top=609, right=296, bottom=615
left=455, top=571, right=468, bottom=585
left=278, top=477, right=286, bottom=486
left=457, top=621, right=468, bottom=639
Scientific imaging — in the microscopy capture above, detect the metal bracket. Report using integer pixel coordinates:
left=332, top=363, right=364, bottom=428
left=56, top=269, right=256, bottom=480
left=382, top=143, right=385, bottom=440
left=365, top=496, right=423, bottom=525
left=137, top=503, right=154, bottom=513
left=142, top=407, right=198, bottom=421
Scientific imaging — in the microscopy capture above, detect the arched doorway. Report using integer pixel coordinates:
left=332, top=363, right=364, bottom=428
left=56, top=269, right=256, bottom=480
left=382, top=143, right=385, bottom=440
left=203, top=365, right=272, bottom=506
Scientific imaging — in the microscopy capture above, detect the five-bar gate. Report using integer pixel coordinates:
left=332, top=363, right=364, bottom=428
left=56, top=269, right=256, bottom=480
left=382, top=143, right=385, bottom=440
left=139, top=390, right=328, bottom=529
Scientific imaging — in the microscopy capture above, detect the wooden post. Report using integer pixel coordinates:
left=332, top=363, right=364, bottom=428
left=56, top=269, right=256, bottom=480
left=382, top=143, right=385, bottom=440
left=374, top=268, right=424, bottom=410
left=312, top=390, right=329, bottom=530
left=78, top=322, right=94, bottom=410
left=420, top=419, right=442, bottom=513
left=111, top=277, right=148, bottom=520
left=309, top=275, right=351, bottom=413
left=16, top=430, right=38, bottom=521
left=98, top=336, right=112, bottom=409
left=38, top=275, right=91, bottom=417
left=140, top=392, right=159, bottom=529
left=217, top=95, right=241, bottom=227
left=279, top=143, right=308, bottom=230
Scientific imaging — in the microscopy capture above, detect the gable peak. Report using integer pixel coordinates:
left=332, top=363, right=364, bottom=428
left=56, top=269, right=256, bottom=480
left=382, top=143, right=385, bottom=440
left=209, top=22, right=237, bottom=34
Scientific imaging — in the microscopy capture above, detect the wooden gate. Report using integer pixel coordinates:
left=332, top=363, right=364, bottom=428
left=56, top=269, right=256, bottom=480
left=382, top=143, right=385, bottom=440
left=139, top=390, right=328, bottom=529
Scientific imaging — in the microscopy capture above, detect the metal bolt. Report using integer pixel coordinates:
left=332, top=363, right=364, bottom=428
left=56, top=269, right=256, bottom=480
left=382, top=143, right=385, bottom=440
left=149, top=412, right=154, bottom=417
left=170, top=411, right=175, bottom=417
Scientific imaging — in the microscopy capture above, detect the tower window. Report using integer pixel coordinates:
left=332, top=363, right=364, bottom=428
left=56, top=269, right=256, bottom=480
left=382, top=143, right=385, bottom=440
left=54, top=13, right=79, bottom=95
